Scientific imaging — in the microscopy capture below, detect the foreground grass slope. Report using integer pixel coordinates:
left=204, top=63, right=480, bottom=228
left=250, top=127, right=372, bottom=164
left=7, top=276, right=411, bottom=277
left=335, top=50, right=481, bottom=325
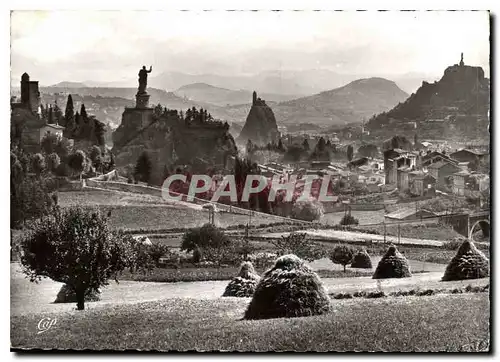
left=11, top=294, right=489, bottom=351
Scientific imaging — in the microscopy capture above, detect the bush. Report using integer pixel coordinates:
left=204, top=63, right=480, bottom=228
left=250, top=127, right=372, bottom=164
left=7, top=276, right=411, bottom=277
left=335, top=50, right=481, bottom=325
left=250, top=252, right=277, bottom=271
left=329, top=245, right=355, bottom=272
left=372, top=245, right=412, bottom=279
left=192, top=246, right=202, bottom=264
left=339, top=214, right=359, bottom=226
left=291, top=199, right=324, bottom=222
left=54, top=284, right=101, bottom=303
left=271, top=232, right=327, bottom=262
left=222, top=261, right=260, bottom=297
left=442, top=240, right=489, bottom=281
left=244, top=254, right=331, bottom=320
left=351, top=249, right=373, bottom=269
left=181, top=224, right=230, bottom=253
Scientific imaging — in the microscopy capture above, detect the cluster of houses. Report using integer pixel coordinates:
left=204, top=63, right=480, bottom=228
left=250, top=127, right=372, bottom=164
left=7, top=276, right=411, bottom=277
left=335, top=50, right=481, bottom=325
left=384, top=146, right=489, bottom=199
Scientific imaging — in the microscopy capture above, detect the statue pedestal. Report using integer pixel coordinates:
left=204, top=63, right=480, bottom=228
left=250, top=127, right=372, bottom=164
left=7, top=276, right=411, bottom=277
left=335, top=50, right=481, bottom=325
left=135, top=93, right=150, bottom=109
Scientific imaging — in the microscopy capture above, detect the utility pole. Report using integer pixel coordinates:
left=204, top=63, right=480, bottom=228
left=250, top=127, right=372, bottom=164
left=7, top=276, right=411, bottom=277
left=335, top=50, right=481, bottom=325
left=384, top=221, right=386, bottom=243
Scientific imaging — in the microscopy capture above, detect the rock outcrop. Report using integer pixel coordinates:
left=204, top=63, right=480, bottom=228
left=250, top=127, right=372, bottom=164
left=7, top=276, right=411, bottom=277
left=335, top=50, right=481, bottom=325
left=112, top=105, right=237, bottom=179
left=367, top=54, right=490, bottom=140
left=237, top=91, right=279, bottom=146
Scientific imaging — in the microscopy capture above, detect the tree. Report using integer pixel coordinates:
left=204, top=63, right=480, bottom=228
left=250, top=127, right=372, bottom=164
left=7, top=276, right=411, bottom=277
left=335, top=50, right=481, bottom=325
left=64, top=94, right=75, bottom=125
left=53, top=102, right=64, bottom=126
left=302, top=138, right=310, bottom=151
left=181, top=223, right=230, bottom=253
left=89, top=146, right=103, bottom=172
left=270, top=232, right=326, bottom=262
left=358, top=144, right=379, bottom=159
left=46, top=153, right=61, bottom=173
left=277, top=138, right=286, bottom=152
left=330, top=245, right=355, bottom=272
left=284, top=145, right=306, bottom=163
left=291, top=199, right=324, bottom=222
left=134, top=151, right=153, bottom=184
left=339, top=213, right=359, bottom=226
left=67, top=150, right=89, bottom=179
left=80, top=104, right=88, bottom=119
left=246, top=139, right=254, bottom=154
left=383, top=135, right=413, bottom=152
left=20, top=207, right=141, bottom=310
left=347, top=145, right=354, bottom=161
left=31, top=153, right=46, bottom=177
left=41, top=133, right=58, bottom=155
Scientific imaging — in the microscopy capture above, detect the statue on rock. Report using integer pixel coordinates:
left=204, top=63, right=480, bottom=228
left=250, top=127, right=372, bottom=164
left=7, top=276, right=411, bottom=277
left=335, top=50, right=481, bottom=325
left=138, top=65, right=153, bottom=94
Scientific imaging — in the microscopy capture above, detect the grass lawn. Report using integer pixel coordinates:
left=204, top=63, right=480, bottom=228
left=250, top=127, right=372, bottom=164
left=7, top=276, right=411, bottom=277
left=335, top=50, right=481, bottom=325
left=354, top=222, right=464, bottom=242
left=11, top=294, right=490, bottom=351
left=84, top=205, right=284, bottom=231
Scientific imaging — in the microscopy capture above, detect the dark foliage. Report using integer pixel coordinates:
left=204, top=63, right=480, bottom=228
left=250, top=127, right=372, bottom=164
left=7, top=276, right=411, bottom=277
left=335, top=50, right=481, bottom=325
left=329, top=245, right=355, bottom=272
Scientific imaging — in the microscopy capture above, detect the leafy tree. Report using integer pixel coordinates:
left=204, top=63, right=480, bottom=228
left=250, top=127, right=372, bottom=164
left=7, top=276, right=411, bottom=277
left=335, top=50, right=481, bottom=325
left=330, top=245, right=355, bottom=272
left=271, top=232, right=326, bottom=262
left=310, top=137, right=330, bottom=161
left=284, top=145, right=307, bottom=162
left=291, top=199, right=324, bottom=222
left=40, top=133, right=58, bottom=155
left=46, top=153, right=61, bottom=173
left=347, top=145, right=354, bottom=161
left=383, top=135, right=413, bottom=152
left=20, top=207, right=142, bottom=310
left=302, top=138, right=310, bottom=151
left=10, top=165, right=55, bottom=229
left=181, top=223, right=230, bottom=252
left=358, top=144, right=379, bottom=158
left=31, top=153, right=46, bottom=177
left=67, top=150, right=89, bottom=179
left=134, top=151, right=153, bottom=184
left=89, top=146, right=103, bottom=172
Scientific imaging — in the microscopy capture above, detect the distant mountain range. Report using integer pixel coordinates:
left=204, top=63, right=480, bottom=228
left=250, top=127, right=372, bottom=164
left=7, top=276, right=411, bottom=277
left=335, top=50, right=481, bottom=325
left=33, top=76, right=409, bottom=130
left=174, top=83, right=298, bottom=106
left=35, top=69, right=433, bottom=96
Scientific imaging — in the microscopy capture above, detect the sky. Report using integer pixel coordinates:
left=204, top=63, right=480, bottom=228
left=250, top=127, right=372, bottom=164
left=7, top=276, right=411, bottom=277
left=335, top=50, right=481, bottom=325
left=10, top=10, right=490, bottom=86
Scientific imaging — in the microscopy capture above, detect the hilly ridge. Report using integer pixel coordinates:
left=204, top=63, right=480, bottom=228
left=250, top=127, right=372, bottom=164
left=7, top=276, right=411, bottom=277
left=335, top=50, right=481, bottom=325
left=273, top=77, right=409, bottom=126
left=174, top=83, right=298, bottom=106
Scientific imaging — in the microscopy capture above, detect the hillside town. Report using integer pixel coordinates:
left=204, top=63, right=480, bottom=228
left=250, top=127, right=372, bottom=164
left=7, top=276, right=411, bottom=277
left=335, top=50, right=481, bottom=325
left=10, top=10, right=490, bottom=353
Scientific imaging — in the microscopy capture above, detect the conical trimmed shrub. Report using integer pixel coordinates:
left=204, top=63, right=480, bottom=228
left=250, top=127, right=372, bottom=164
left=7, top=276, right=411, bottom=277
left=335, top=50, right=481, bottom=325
left=54, top=284, right=101, bottom=303
left=372, top=245, right=411, bottom=279
left=222, top=261, right=260, bottom=297
left=244, top=254, right=331, bottom=320
left=351, top=248, right=373, bottom=269
left=442, top=239, right=489, bottom=281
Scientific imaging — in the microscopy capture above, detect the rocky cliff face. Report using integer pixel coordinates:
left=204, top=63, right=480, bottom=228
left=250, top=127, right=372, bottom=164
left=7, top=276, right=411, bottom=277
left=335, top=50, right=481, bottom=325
left=367, top=59, right=490, bottom=130
left=112, top=106, right=237, bottom=179
left=237, top=92, right=279, bottom=146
